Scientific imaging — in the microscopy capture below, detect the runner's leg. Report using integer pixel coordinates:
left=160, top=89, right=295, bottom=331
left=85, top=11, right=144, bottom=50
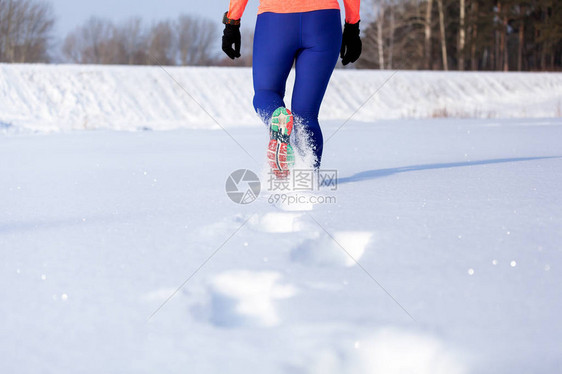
left=252, top=12, right=300, bottom=124
left=291, top=9, right=342, bottom=169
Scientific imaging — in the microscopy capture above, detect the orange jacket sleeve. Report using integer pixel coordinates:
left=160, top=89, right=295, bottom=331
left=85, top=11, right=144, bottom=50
left=343, top=0, right=361, bottom=24
left=227, top=0, right=249, bottom=20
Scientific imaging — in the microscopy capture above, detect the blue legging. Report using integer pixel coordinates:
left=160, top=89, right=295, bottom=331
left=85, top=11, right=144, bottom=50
left=252, top=10, right=342, bottom=169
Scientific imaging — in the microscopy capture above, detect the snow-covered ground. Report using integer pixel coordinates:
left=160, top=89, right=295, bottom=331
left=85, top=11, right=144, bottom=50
left=1, top=65, right=562, bottom=372
left=1, top=64, right=562, bottom=132
left=1, top=114, right=561, bottom=373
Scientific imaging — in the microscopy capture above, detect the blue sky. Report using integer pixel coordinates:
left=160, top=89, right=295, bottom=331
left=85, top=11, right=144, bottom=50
left=50, top=0, right=260, bottom=38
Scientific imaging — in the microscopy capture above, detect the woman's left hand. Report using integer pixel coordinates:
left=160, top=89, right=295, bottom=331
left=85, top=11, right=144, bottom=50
left=341, top=21, right=362, bottom=65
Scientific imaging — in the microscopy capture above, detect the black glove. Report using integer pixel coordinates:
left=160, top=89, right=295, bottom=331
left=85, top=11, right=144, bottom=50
left=222, top=24, right=241, bottom=60
left=341, top=21, right=362, bottom=66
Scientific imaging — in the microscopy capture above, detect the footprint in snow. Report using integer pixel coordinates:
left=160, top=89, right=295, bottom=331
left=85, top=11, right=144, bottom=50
left=194, top=270, right=297, bottom=328
left=292, top=328, right=467, bottom=374
left=248, top=212, right=307, bottom=233
left=291, top=231, right=373, bottom=267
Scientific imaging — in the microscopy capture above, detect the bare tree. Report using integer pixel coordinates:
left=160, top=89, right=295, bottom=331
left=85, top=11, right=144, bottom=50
left=63, top=17, right=120, bottom=64
left=469, top=0, right=478, bottom=70
left=117, top=17, right=148, bottom=65
left=388, top=0, right=395, bottom=68
left=0, top=0, right=54, bottom=62
left=177, top=14, right=217, bottom=66
left=458, top=0, right=465, bottom=70
left=424, top=0, right=434, bottom=69
left=357, top=0, right=386, bottom=69
left=360, top=0, right=426, bottom=70
left=516, top=3, right=524, bottom=71
left=496, top=1, right=508, bottom=71
left=437, top=0, right=448, bottom=70
left=147, top=20, right=175, bottom=65
left=377, top=4, right=386, bottom=68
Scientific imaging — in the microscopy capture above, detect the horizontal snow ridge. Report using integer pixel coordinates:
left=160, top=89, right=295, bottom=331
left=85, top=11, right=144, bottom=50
left=1, top=64, right=561, bottom=132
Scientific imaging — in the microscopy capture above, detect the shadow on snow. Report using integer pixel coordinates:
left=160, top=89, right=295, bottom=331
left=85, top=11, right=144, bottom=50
left=338, top=156, right=560, bottom=185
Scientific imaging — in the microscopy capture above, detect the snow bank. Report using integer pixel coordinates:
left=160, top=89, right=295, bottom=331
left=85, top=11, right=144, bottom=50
left=1, top=63, right=561, bottom=132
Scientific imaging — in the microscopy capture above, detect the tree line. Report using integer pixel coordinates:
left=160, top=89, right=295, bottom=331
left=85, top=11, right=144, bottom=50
left=61, top=15, right=223, bottom=66
left=1, top=0, right=560, bottom=70
left=0, top=0, right=246, bottom=66
left=359, top=0, right=562, bottom=71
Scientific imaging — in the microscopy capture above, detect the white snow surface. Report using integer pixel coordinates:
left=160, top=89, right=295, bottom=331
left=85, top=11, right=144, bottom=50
left=1, top=65, right=562, bottom=373
left=1, top=64, right=562, bottom=132
left=1, top=115, right=561, bottom=373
